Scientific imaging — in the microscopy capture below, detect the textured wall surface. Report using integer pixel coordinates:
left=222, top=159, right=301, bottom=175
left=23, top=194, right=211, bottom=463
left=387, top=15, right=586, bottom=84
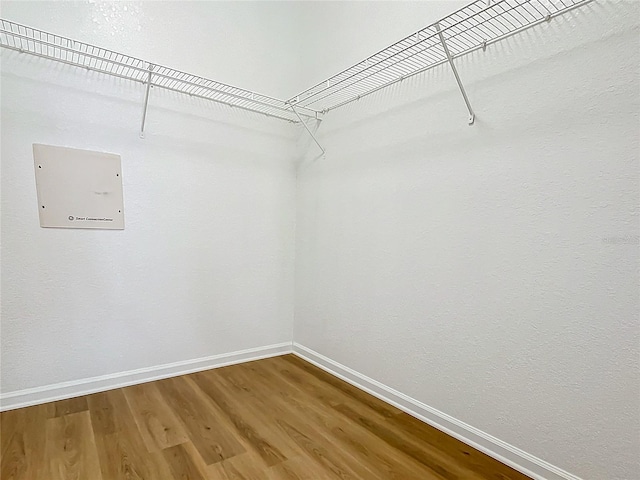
left=1, top=2, right=639, bottom=479
left=1, top=2, right=297, bottom=393
left=294, top=2, right=640, bottom=480
left=0, top=1, right=303, bottom=98
left=296, top=1, right=466, bottom=91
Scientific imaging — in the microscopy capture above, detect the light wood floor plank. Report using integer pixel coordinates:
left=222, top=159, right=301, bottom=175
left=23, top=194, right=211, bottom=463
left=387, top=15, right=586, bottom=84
left=276, top=417, right=379, bottom=480
left=162, top=443, right=207, bottom=480
left=1, top=404, right=56, bottom=480
left=212, top=365, right=310, bottom=457
left=95, top=431, right=174, bottom=480
left=123, top=382, right=189, bottom=452
left=209, top=367, right=382, bottom=479
left=0, top=354, right=532, bottom=480
left=207, top=451, right=268, bottom=480
left=388, top=411, right=528, bottom=480
left=260, top=356, right=401, bottom=426
left=242, top=359, right=443, bottom=480
left=266, top=455, right=338, bottom=480
left=89, top=389, right=174, bottom=480
left=155, top=375, right=246, bottom=465
left=263, top=357, right=510, bottom=480
left=87, top=391, right=118, bottom=437
left=191, top=370, right=292, bottom=467
left=280, top=355, right=403, bottom=417
left=53, top=397, right=88, bottom=417
left=0, top=428, right=27, bottom=480
left=45, top=411, right=102, bottom=480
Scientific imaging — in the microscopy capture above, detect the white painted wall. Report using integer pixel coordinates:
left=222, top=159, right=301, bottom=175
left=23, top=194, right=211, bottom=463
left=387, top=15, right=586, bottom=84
left=294, top=2, right=640, bottom=480
left=1, top=2, right=297, bottom=394
left=296, top=1, right=466, bottom=90
left=1, top=1, right=639, bottom=479
left=0, top=1, right=303, bottom=98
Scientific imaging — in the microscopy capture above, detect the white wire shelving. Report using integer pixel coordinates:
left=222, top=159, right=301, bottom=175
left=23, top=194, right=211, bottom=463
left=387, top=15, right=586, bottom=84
left=0, top=18, right=320, bottom=128
left=0, top=0, right=595, bottom=140
left=287, top=0, right=594, bottom=115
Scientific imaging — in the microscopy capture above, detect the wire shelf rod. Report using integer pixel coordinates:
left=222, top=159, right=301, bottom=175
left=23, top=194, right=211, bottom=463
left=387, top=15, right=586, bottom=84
left=0, top=43, right=302, bottom=123
left=294, top=0, right=527, bottom=107
left=0, top=0, right=596, bottom=124
left=288, top=1, right=503, bottom=105
left=0, top=28, right=299, bottom=115
left=0, top=21, right=287, bottom=105
left=289, top=0, right=594, bottom=112
left=323, top=0, right=593, bottom=113
left=0, top=19, right=321, bottom=123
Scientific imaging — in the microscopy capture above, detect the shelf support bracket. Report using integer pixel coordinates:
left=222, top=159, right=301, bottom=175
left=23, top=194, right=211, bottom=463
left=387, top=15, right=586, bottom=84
left=436, top=23, right=475, bottom=125
left=291, top=105, right=325, bottom=156
left=140, top=64, right=154, bottom=138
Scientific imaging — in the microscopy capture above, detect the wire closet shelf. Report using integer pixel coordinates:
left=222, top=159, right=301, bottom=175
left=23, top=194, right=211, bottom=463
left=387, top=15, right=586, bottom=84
left=287, top=0, right=593, bottom=113
left=0, top=19, right=319, bottom=124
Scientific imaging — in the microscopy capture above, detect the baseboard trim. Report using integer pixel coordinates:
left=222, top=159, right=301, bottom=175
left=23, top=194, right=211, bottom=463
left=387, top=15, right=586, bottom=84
left=0, top=340, right=585, bottom=480
left=292, top=343, right=584, bottom=480
left=0, top=342, right=292, bottom=412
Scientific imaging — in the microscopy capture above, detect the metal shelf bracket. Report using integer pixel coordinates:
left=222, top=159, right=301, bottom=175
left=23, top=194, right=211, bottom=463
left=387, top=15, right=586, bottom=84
left=0, top=18, right=314, bottom=124
left=140, top=64, right=154, bottom=139
left=435, top=22, right=475, bottom=126
left=2, top=0, right=595, bottom=130
left=291, top=105, right=325, bottom=156
left=288, top=0, right=592, bottom=114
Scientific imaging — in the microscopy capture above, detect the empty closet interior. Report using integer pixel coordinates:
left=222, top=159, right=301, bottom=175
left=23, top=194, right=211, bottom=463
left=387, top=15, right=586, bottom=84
left=1, top=1, right=638, bottom=479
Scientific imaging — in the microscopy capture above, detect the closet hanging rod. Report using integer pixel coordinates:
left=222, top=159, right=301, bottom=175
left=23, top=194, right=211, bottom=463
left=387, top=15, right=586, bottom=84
left=288, top=0, right=594, bottom=113
left=0, top=19, right=320, bottom=124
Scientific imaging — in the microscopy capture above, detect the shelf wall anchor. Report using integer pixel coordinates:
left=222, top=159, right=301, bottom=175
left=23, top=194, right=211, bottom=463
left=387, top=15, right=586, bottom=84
left=140, top=64, right=154, bottom=139
left=291, top=105, right=325, bottom=156
left=436, top=23, right=475, bottom=126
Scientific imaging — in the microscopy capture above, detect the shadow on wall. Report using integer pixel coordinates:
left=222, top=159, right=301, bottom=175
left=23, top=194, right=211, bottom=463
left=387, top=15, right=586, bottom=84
left=0, top=49, right=297, bottom=150
left=298, top=0, right=634, bottom=165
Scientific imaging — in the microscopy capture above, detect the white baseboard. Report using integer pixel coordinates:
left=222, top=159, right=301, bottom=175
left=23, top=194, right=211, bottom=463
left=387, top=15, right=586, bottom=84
left=0, top=342, right=292, bottom=412
left=292, top=343, right=584, bottom=480
left=0, top=340, right=584, bottom=480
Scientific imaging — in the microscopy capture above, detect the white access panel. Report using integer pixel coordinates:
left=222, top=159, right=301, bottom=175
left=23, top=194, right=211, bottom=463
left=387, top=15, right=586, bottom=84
left=33, top=144, right=124, bottom=229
